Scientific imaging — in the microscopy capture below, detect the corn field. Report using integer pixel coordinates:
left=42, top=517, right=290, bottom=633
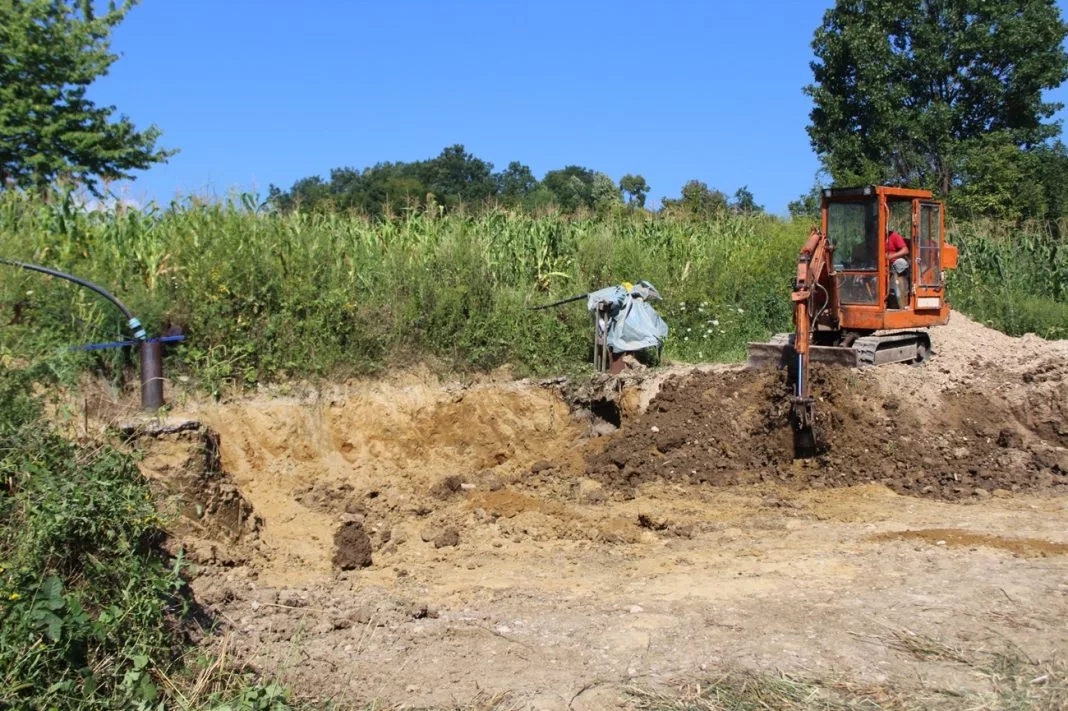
left=947, top=218, right=1068, bottom=340
left=0, top=191, right=1064, bottom=391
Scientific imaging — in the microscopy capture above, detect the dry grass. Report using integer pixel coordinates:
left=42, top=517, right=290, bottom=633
left=625, top=641, right=1067, bottom=711
left=627, top=672, right=922, bottom=710
left=883, top=629, right=973, bottom=664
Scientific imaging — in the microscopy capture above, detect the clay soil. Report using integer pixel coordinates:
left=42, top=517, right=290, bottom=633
left=121, top=311, right=1067, bottom=709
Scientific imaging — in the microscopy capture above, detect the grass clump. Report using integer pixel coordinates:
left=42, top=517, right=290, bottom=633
left=0, top=364, right=294, bottom=710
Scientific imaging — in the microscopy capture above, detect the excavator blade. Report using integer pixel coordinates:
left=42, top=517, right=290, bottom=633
left=745, top=342, right=860, bottom=369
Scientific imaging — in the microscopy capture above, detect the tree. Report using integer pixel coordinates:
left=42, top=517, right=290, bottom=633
left=662, top=180, right=728, bottom=218
left=806, top=0, right=1068, bottom=196
left=423, top=144, right=495, bottom=208
left=1030, top=142, right=1068, bottom=221
left=0, top=0, right=174, bottom=194
left=619, top=174, right=650, bottom=208
left=730, top=185, right=763, bottom=214
left=277, top=176, right=331, bottom=211
left=522, top=185, right=557, bottom=212
left=788, top=184, right=824, bottom=220
left=494, top=161, right=538, bottom=206
left=949, top=132, right=1048, bottom=220
left=590, top=172, right=622, bottom=212
left=542, top=166, right=596, bottom=211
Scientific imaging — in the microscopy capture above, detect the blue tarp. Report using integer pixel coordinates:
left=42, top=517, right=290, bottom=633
left=586, top=281, right=668, bottom=353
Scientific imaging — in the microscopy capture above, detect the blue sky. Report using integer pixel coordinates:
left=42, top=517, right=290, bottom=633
left=92, top=0, right=1068, bottom=215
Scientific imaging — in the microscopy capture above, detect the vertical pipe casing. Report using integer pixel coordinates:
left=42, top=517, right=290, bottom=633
left=140, top=340, right=164, bottom=410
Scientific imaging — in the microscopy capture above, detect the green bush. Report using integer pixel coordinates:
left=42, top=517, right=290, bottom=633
left=0, top=365, right=295, bottom=710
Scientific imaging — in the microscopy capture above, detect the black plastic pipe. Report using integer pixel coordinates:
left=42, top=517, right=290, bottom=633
left=0, top=257, right=162, bottom=410
left=0, top=257, right=147, bottom=337
left=526, top=292, right=589, bottom=311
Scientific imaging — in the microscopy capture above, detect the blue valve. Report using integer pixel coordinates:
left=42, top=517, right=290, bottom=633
left=128, top=317, right=147, bottom=341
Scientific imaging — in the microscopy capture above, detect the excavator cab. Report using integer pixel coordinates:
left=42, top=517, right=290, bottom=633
left=828, top=186, right=957, bottom=331
left=747, top=185, right=959, bottom=457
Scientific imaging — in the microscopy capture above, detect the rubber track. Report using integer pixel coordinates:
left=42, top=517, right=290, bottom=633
left=762, top=332, right=929, bottom=366
left=853, top=332, right=930, bottom=365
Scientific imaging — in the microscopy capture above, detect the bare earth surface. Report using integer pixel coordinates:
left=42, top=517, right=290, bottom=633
left=122, top=312, right=1068, bottom=709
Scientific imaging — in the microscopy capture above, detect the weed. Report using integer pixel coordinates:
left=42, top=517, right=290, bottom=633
left=0, top=364, right=297, bottom=709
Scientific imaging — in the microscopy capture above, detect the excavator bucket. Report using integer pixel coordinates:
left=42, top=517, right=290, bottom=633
left=745, top=341, right=860, bottom=369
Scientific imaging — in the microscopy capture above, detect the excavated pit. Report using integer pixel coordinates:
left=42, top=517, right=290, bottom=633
left=124, top=311, right=1068, bottom=709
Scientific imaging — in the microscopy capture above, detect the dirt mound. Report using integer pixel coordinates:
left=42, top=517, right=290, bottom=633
left=586, top=364, right=1066, bottom=500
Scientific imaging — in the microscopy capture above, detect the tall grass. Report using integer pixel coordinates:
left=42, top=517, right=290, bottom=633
left=0, top=192, right=803, bottom=389
left=947, top=219, right=1068, bottom=338
left=1, top=191, right=1065, bottom=391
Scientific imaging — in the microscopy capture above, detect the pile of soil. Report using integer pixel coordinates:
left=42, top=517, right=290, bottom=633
left=586, top=353, right=1068, bottom=501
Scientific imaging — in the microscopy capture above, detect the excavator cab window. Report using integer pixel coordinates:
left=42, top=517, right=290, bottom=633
left=886, top=199, right=914, bottom=309
left=828, top=199, right=879, bottom=304
left=917, top=203, right=942, bottom=287
left=829, top=201, right=877, bottom=269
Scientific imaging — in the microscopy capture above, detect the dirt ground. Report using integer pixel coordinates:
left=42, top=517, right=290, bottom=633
left=119, top=311, right=1067, bottom=709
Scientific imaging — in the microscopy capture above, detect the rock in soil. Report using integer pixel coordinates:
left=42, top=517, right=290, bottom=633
left=333, top=521, right=373, bottom=570
left=432, top=526, right=460, bottom=548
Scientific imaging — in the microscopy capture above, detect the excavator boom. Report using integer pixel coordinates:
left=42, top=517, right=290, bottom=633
left=787, top=226, right=834, bottom=454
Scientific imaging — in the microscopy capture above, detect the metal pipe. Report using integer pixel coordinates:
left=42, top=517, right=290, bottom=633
left=595, top=312, right=603, bottom=372
left=0, top=257, right=161, bottom=409
left=140, top=340, right=164, bottom=410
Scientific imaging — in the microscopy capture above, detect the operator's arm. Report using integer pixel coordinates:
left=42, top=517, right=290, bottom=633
left=888, top=233, right=909, bottom=261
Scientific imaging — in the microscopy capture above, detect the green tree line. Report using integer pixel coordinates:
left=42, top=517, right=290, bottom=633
left=265, top=146, right=764, bottom=218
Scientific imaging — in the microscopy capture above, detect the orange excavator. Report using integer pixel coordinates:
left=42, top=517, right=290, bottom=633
left=747, top=185, right=959, bottom=455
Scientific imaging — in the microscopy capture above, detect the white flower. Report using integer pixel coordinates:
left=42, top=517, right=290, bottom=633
left=686, top=327, right=692, bottom=332
left=712, top=319, right=719, bottom=326
left=736, top=307, right=745, bottom=314
left=25, top=290, right=33, bottom=295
